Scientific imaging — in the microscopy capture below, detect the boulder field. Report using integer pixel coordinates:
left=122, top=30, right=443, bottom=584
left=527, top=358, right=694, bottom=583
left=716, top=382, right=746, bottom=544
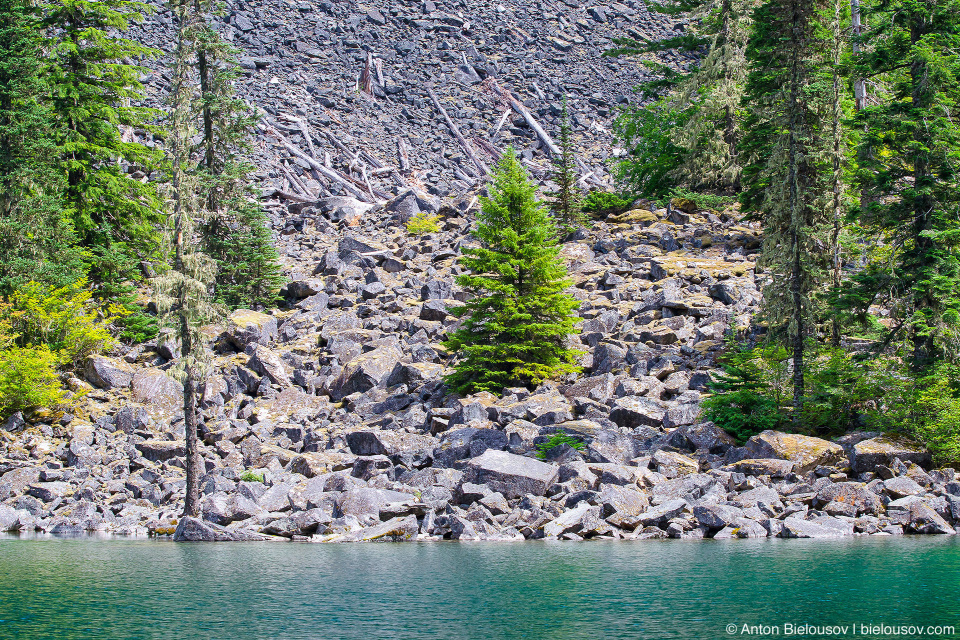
left=1, top=195, right=956, bottom=542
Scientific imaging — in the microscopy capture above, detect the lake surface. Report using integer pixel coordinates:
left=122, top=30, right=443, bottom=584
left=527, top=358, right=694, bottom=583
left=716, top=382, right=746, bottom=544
left=1, top=536, right=958, bottom=640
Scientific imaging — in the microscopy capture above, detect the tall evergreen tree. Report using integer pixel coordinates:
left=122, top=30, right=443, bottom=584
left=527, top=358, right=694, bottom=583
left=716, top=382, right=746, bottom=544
left=545, top=96, right=586, bottom=235
left=0, top=0, right=82, bottom=296
left=444, top=149, right=582, bottom=395
left=610, top=0, right=758, bottom=195
left=740, top=0, right=835, bottom=410
left=845, top=0, right=960, bottom=370
left=43, top=0, right=163, bottom=290
left=154, top=0, right=222, bottom=517
left=186, top=0, right=284, bottom=309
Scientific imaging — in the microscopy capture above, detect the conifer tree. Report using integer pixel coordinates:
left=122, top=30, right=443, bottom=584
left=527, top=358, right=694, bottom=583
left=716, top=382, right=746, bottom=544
left=739, top=0, right=835, bottom=410
left=154, top=0, right=222, bottom=517
left=186, top=0, right=284, bottom=309
left=610, top=0, right=758, bottom=195
left=0, top=0, right=82, bottom=296
left=545, top=97, right=586, bottom=235
left=444, top=149, right=582, bottom=395
left=845, top=0, right=960, bottom=370
left=43, top=0, right=163, bottom=288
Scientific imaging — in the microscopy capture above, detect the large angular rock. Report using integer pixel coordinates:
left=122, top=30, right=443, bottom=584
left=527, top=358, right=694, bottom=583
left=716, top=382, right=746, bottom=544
left=433, top=427, right=507, bottom=467
left=131, top=369, right=184, bottom=420
left=346, top=430, right=436, bottom=457
left=338, top=488, right=412, bottom=519
left=544, top=503, right=601, bottom=538
left=814, top=482, right=882, bottom=515
left=222, top=309, right=278, bottom=350
left=289, top=452, right=354, bottom=478
left=722, top=458, right=796, bottom=478
left=609, top=397, right=665, bottom=429
left=329, top=345, right=403, bottom=401
left=247, top=345, right=291, bottom=387
left=463, top=450, right=559, bottom=499
left=883, top=476, right=924, bottom=499
left=744, top=430, right=844, bottom=473
left=173, top=516, right=270, bottom=542
left=666, top=422, right=737, bottom=453
left=694, top=504, right=746, bottom=529
left=336, top=515, right=419, bottom=542
left=779, top=516, right=848, bottom=538
left=136, top=440, right=185, bottom=463
left=851, top=435, right=932, bottom=473
left=84, top=356, right=134, bottom=389
left=908, top=502, right=955, bottom=535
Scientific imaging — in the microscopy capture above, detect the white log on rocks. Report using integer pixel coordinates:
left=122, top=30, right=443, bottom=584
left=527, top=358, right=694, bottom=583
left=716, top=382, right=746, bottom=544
left=426, top=85, right=489, bottom=177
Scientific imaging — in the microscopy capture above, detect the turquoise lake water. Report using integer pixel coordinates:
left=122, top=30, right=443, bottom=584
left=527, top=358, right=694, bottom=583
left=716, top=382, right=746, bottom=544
left=0, top=535, right=958, bottom=640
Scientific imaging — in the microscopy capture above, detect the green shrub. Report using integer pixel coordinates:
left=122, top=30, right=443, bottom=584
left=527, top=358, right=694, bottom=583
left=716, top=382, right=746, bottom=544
left=868, top=365, right=960, bottom=467
left=239, top=470, right=265, bottom=483
left=6, top=280, right=117, bottom=368
left=536, top=433, right=586, bottom=460
left=580, top=190, right=636, bottom=217
left=701, top=345, right=788, bottom=443
left=407, top=212, right=441, bottom=235
left=655, top=188, right=738, bottom=212
left=0, top=317, right=66, bottom=418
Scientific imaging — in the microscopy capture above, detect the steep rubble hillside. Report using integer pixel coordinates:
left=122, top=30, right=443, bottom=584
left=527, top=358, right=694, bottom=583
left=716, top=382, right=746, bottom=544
left=131, top=0, right=688, bottom=199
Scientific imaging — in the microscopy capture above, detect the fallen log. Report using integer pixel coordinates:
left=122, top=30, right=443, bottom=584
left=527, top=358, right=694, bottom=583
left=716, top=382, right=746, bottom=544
left=426, top=85, right=489, bottom=177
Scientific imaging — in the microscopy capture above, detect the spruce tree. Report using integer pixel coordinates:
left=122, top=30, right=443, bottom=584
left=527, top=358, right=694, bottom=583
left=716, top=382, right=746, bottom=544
left=739, top=0, right=835, bottom=410
left=0, top=0, right=82, bottom=296
left=545, top=97, right=586, bottom=235
left=845, top=0, right=960, bottom=370
left=444, top=149, right=582, bottom=395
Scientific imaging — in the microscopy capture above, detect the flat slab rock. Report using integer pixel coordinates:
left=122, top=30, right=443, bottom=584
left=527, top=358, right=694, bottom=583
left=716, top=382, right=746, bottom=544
left=463, top=450, right=559, bottom=499
left=173, top=516, right=272, bottom=542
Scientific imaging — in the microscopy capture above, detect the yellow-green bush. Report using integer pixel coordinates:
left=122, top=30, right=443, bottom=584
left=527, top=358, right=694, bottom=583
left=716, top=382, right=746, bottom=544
left=406, top=212, right=441, bottom=235
left=6, top=280, right=118, bottom=368
left=0, top=317, right=67, bottom=417
left=0, top=344, right=66, bottom=417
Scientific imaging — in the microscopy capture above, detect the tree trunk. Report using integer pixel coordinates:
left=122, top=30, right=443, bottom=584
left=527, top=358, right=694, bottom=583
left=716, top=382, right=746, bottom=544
left=910, top=21, right=934, bottom=370
left=181, top=311, right=200, bottom=518
left=850, top=0, right=866, bottom=111
left=831, top=0, right=843, bottom=347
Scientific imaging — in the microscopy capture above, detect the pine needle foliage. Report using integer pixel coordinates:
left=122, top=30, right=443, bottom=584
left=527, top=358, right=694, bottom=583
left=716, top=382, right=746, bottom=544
left=43, top=0, right=164, bottom=285
left=444, top=149, right=582, bottom=395
left=545, top=97, right=586, bottom=234
left=186, top=0, right=283, bottom=310
left=610, top=0, right=758, bottom=196
left=0, top=0, right=83, bottom=297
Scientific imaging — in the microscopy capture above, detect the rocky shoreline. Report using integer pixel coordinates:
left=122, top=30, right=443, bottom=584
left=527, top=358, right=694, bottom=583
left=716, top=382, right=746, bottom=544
left=1, top=192, right=957, bottom=543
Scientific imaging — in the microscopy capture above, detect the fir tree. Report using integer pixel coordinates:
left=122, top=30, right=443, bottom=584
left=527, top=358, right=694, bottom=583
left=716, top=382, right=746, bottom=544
left=154, top=0, right=222, bottom=517
left=204, top=202, right=284, bottom=310
left=739, top=0, right=835, bottom=410
left=610, top=0, right=758, bottom=195
left=43, top=0, right=164, bottom=338
left=185, top=0, right=284, bottom=309
left=545, top=96, right=586, bottom=235
left=844, top=0, right=960, bottom=370
left=0, top=0, right=82, bottom=296
left=444, top=149, right=582, bottom=395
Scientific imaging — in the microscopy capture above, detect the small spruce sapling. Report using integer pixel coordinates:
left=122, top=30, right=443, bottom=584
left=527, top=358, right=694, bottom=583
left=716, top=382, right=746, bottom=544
left=545, top=96, right=586, bottom=235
